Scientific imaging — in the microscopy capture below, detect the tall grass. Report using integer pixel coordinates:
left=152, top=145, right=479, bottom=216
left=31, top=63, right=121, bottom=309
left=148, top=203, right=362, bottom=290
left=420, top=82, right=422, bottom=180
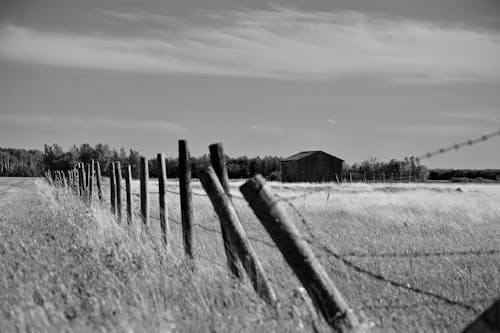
left=1, top=179, right=499, bottom=332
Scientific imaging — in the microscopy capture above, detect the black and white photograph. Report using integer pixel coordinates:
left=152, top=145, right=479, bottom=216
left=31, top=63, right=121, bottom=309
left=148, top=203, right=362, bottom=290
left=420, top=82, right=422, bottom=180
left=0, top=1, right=499, bottom=332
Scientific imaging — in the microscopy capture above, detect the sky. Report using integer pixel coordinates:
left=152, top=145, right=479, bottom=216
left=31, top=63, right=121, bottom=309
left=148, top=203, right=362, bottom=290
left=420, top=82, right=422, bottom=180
left=0, top=0, right=499, bottom=168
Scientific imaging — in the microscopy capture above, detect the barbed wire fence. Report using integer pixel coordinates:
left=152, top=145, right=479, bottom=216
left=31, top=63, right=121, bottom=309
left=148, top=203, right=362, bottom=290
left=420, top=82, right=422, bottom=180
left=46, top=130, right=500, bottom=331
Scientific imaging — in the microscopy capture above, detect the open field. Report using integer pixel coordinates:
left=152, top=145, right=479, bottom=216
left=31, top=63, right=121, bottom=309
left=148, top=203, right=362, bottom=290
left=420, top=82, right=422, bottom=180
left=1, top=178, right=499, bottom=332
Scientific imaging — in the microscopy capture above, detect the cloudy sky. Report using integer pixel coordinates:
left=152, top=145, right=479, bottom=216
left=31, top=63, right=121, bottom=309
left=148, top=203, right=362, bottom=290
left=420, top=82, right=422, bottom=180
left=0, top=0, right=499, bottom=168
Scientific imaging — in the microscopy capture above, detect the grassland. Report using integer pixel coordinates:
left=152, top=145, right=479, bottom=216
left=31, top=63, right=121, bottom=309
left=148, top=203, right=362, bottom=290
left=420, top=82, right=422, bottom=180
left=1, top=178, right=499, bottom=332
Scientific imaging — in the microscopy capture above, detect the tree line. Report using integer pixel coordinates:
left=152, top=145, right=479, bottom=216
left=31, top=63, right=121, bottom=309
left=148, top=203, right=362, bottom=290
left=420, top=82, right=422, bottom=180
left=4, top=143, right=497, bottom=182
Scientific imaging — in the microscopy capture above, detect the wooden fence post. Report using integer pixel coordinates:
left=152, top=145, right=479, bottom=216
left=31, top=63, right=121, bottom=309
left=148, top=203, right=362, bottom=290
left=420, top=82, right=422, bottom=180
left=462, top=298, right=500, bottom=333
left=240, top=175, right=361, bottom=332
left=349, top=172, right=352, bottom=183
left=82, top=163, right=87, bottom=192
left=89, top=160, right=94, bottom=204
left=179, top=140, right=193, bottom=259
left=140, top=157, right=149, bottom=226
left=115, top=162, right=122, bottom=222
left=95, top=162, right=103, bottom=203
left=110, top=162, right=116, bottom=215
left=157, top=153, right=169, bottom=247
left=78, top=164, right=84, bottom=197
left=209, top=142, right=244, bottom=279
left=199, top=167, right=276, bottom=305
left=125, top=165, right=133, bottom=225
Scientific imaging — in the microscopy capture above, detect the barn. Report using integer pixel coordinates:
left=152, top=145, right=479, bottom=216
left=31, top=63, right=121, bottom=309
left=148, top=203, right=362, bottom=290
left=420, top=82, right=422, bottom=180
left=280, top=151, right=344, bottom=183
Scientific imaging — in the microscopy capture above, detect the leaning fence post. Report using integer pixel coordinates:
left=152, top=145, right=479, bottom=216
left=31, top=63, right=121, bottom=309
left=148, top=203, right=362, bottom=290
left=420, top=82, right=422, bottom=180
left=95, top=161, right=103, bottom=203
left=140, top=157, right=149, bottom=226
left=209, top=142, right=244, bottom=279
left=82, top=163, right=87, bottom=192
left=110, top=162, right=116, bottom=215
left=157, top=153, right=169, bottom=247
left=125, top=165, right=133, bottom=225
left=179, top=140, right=193, bottom=259
left=240, top=175, right=361, bottom=332
left=199, top=167, right=277, bottom=305
left=115, top=161, right=123, bottom=222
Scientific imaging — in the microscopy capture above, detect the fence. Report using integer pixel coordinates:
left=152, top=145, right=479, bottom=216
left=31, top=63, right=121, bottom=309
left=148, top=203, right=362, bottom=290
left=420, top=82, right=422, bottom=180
left=44, top=140, right=499, bottom=333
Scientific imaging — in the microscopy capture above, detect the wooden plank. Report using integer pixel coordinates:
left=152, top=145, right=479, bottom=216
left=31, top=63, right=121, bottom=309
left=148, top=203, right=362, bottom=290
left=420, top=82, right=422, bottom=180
left=240, top=175, right=361, bottom=332
left=209, top=142, right=244, bottom=279
left=199, top=167, right=276, bottom=305
left=179, top=140, right=193, bottom=259
left=157, top=153, right=169, bottom=247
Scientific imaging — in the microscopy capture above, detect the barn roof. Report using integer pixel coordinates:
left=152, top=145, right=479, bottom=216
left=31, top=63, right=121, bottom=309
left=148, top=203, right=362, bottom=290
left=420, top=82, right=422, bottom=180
left=281, top=151, right=344, bottom=162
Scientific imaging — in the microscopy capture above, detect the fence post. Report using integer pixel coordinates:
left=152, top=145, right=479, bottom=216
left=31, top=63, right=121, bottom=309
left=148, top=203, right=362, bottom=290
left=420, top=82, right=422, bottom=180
left=82, top=163, right=87, bottom=193
left=110, top=162, right=116, bottom=215
left=78, top=164, right=84, bottom=197
left=240, top=175, right=361, bottom=332
left=462, top=298, right=500, bottom=333
left=115, top=162, right=122, bottom=222
left=209, top=142, right=244, bottom=279
left=125, top=165, right=133, bottom=225
left=199, top=167, right=277, bottom=305
left=349, top=172, right=352, bottom=183
left=140, top=157, right=149, bottom=226
left=157, top=153, right=169, bottom=247
left=89, top=160, right=94, bottom=204
left=179, top=140, right=193, bottom=259
left=95, top=161, right=103, bottom=203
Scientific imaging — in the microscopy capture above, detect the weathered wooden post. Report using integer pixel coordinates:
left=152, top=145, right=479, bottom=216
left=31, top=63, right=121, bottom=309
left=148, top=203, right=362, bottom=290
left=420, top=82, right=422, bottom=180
left=349, top=171, right=352, bottom=183
left=462, top=298, right=500, bottom=333
left=78, top=164, right=84, bottom=197
left=89, top=160, right=94, bottom=204
left=157, top=153, right=169, bottom=247
left=179, top=140, right=193, bottom=259
left=199, top=167, right=276, bottom=305
left=125, top=165, right=133, bottom=225
left=110, top=162, right=116, bottom=215
left=115, top=161, right=122, bottom=222
left=240, top=175, right=361, bottom=332
left=209, top=142, right=243, bottom=279
left=140, top=157, right=149, bottom=226
left=95, top=161, right=103, bottom=203
left=82, top=163, right=87, bottom=192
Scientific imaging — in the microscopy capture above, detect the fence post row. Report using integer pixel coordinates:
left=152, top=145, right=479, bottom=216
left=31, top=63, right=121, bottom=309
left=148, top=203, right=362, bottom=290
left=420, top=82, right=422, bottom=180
left=199, top=166, right=276, bottom=305
left=240, top=175, right=360, bottom=332
left=157, top=153, right=169, bottom=247
left=140, top=157, right=149, bottom=227
left=209, top=142, right=244, bottom=279
left=110, top=162, right=116, bottom=215
left=115, top=161, right=122, bottom=222
left=179, top=140, right=193, bottom=259
left=125, top=165, right=133, bottom=225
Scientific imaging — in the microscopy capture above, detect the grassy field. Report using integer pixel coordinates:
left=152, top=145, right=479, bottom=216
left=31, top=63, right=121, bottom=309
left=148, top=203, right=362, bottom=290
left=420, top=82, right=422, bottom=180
left=1, top=178, right=499, bottom=332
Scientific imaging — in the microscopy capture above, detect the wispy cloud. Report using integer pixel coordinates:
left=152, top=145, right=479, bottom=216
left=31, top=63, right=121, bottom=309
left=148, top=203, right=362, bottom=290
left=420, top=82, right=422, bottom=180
left=327, top=118, right=336, bottom=125
left=0, top=113, right=185, bottom=132
left=1, top=7, right=499, bottom=81
left=249, top=125, right=285, bottom=135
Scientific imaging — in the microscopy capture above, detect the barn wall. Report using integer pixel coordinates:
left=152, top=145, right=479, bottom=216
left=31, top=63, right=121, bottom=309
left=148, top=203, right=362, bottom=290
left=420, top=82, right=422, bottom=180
left=281, top=152, right=343, bottom=182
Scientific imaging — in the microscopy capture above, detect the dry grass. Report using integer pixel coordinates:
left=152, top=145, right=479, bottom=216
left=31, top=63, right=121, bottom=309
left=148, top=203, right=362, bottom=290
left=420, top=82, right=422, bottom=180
left=1, top=179, right=499, bottom=332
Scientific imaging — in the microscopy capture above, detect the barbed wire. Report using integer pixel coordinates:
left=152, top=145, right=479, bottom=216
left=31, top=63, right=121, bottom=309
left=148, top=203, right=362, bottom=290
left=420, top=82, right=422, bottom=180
left=418, top=128, right=500, bottom=160
left=278, top=194, right=483, bottom=314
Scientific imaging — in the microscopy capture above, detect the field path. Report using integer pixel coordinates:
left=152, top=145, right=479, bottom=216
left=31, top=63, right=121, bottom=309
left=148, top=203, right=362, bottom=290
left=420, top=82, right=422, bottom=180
left=0, top=177, right=41, bottom=206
